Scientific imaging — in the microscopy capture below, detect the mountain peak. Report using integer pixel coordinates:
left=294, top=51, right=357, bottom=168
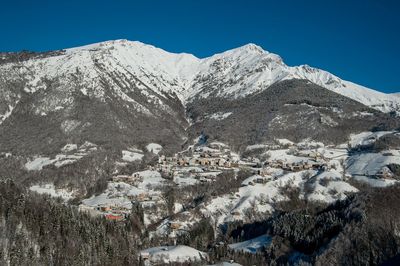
left=239, top=43, right=265, bottom=53
left=226, top=43, right=267, bottom=56
left=65, top=39, right=150, bottom=52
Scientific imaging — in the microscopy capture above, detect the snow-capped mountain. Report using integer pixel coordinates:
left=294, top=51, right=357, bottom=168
left=0, top=39, right=399, bottom=156
left=187, top=43, right=400, bottom=113
left=1, top=39, right=398, bottom=117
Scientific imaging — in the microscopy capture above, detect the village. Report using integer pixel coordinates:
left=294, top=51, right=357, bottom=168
left=78, top=139, right=337, bottom=223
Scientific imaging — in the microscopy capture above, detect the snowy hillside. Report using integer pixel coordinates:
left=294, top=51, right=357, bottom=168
left=0, top=39, right=398, bottom=124
left=188, top=43, right=400, bottom=113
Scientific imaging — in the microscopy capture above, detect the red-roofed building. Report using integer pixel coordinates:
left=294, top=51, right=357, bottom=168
left=105, top=213, right=124, bottom=221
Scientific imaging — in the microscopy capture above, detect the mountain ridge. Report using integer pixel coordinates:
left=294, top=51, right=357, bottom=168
left=1, top=39, right=398, bottom=114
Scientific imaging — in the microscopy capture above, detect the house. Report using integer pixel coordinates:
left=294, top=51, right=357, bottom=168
left=231, top=211, right=241, bottom=216
left=158, top=155, right=166, bottom=164
left=189, top=158, right=198, bottom=166
left=136, top=192, right=150, bottom=201
left=310, top=161, right=325, bottom=170
left=199, top=158, right=210, bottom=166
left=199, top=177, right=210, bottom=183
left=292, top=164, right=303, bottom=172
left=376, top=167, right=394, bottom=179
left=177, top=158, right=189, bottom=166
left=169, top=222, right=181, bottom=230
left=259, top=167, right=273, bottom=176
left=112, top=175, right=130, bottom=182
left=140, top=251, right=150, bottom=261
left=254, top=177, right=268, bottom=184
left=309, top=151, right=321, bottom=159
left=100, top=206, right=112, bottom=212
left=210, top=159, right=216, bottom=166
left=231, top=162, right=239, bottom=168
left=112, top=174, right=141, bottom=185
left=105, top=213, right=124, bottom=221
left=224, top=160, right=232, bottom=168
left=267, top=160, right=284, bottom=169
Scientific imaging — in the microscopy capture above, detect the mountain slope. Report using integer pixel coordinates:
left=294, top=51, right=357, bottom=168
left=0, top=39, right=399, bottom=157
left=0, top=40, right=194, bottom=155
left=187, top=79, right=400, bottom=150
left=187, top=43, right=400, bottom=113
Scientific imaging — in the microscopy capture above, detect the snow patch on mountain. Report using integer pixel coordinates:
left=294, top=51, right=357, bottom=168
left=30, top=183, right=74, bottom=201
left=0, top=99, right=20, bottom=125
left=146, top=143, right=162, bottom=154
left=122, top=149, right=144, bottom=162
left=208, top=112, right=233, bottom=120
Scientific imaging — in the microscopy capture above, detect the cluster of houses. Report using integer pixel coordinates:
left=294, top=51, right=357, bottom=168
left=79, top=142, right=349, bottom=223
left=157, top=149, right=234, bottom=170
left=155, top=144, right=243, bottom=182
left=112, top=173, right=141, bottom=186
left=78, top=204, right=129, bottom=222
left=265, top=159, right=327, bottom=172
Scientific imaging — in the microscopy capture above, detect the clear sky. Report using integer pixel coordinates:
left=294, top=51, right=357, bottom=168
left=1, top=0, right=399, bottom=93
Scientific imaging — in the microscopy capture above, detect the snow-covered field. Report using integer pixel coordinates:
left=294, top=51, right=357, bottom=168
left=228, top=235, right=272, bottom=253
left=346, top=152, right=399, bottom=176
left=140, top=245, right=208, bottom=264
left=348, top=131, right=395, bottom=148
left=81, top=170, right=165, bottom=212
left=146, top=143, right=162, bottom=154
left=25, top=142, right=97, bottom=170
left=200, top=168, right=358, bottom=226
left=122, top=149, right=144, bottom=162
left=30, top=183, right=74, bottom=201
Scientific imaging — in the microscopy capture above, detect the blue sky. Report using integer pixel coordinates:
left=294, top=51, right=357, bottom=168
left=1, top=0, right=399, bottom=93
